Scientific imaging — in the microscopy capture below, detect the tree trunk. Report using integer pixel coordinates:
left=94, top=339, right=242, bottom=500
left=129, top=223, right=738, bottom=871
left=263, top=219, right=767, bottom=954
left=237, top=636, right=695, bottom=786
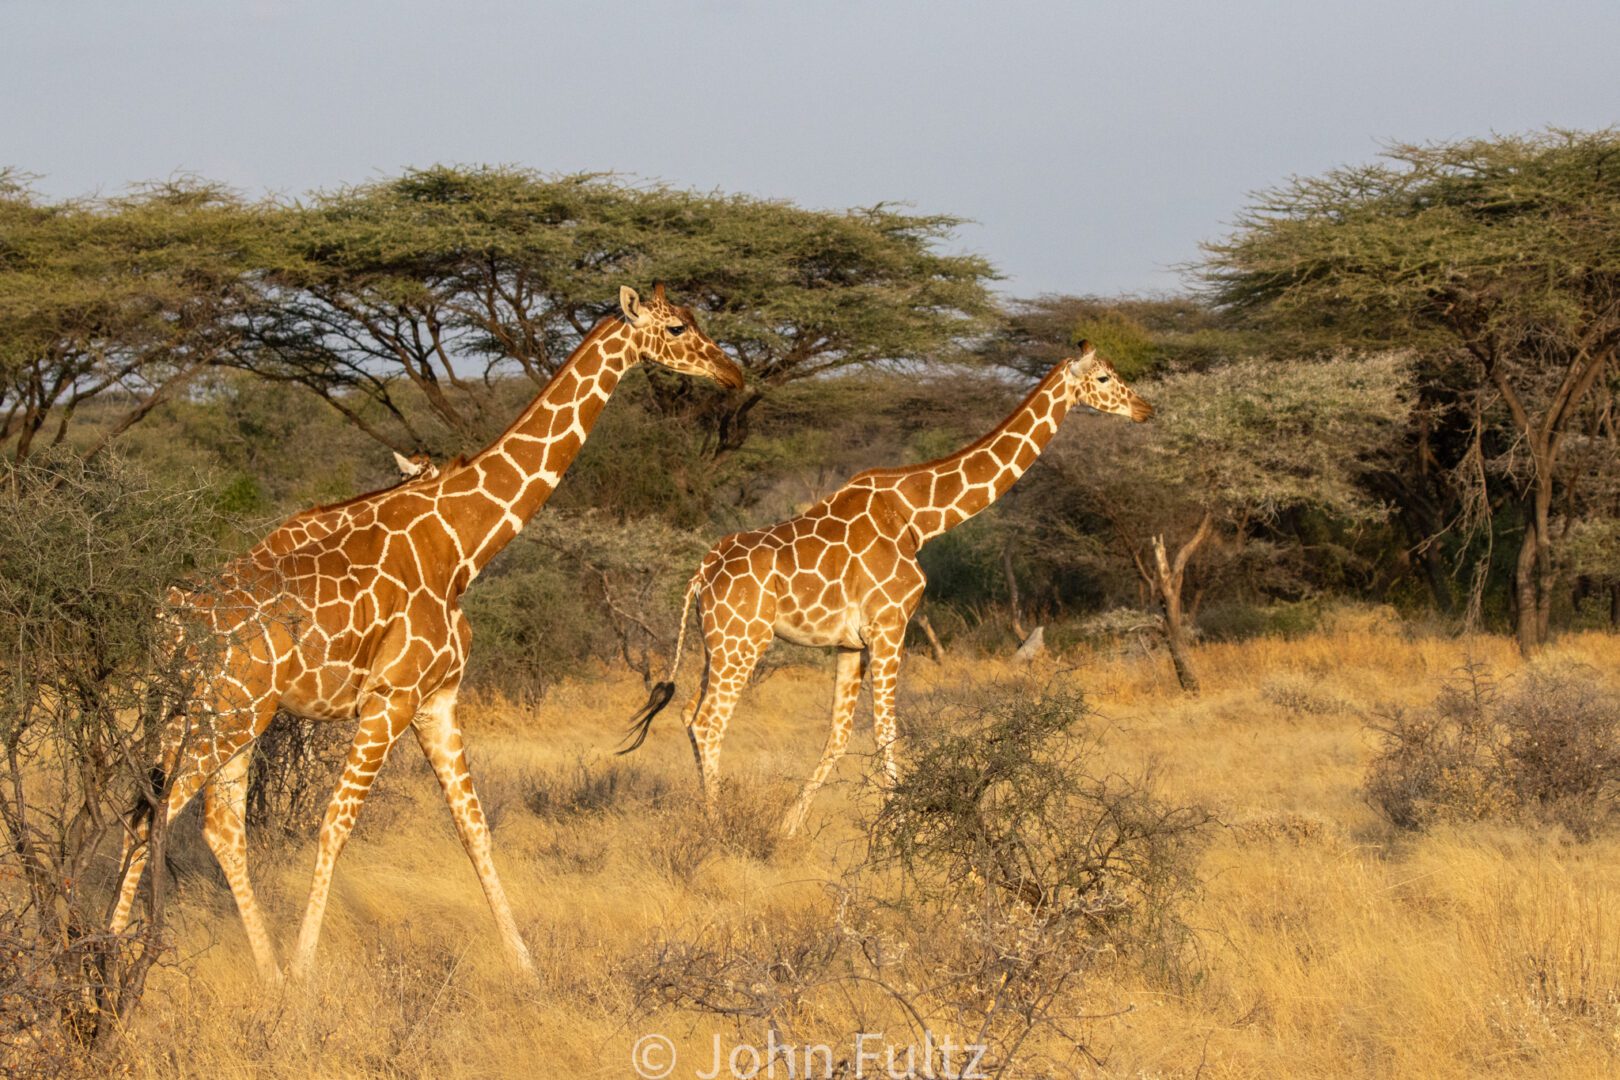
left=1471, top=341, right=1613, bottom=656
left=1157, top=565, right=1201, bottom=694
left=1151, top=512, right=1214, bottom=695
left=1512, top=478, right=1557, bottom=657
left=1002, top=544, right=1028, bottom=642
left=914, top=613, right=946, bottom=664
left=1013, top=625, right=1046, bottom=663
left=1512, top=519, right=1540, bottom=656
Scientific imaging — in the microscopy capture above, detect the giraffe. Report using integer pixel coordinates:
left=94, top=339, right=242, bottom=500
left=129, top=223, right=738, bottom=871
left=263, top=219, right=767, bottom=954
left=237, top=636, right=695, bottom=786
left=109, top=284, right=744, bottom=981
left=392, top=450, right=439, bottom=481
left=619, top=343, right=1151, bottom=834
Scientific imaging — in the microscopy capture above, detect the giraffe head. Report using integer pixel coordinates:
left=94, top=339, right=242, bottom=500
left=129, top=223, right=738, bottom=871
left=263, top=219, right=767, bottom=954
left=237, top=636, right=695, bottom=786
left=391, top=450, right=440, bottom=481
left=1064, top=341, right=1153, bottom=422
left=618, top=283, right=746, bottom=389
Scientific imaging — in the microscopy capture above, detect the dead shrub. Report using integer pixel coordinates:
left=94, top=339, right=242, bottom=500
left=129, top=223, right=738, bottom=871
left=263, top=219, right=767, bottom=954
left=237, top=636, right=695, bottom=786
left=524, top=757, right=672, bottom=820
left=1260, top=673, right=1355, bottom=718
left=639, top=778, right=797, bottom=885
left=1364, top=662, right=1620, bottom=838
left=709, top=775, right=798, bottom=863
left=627, top=905, right=843, bottom=1022
left=643, top=811, right=718, bottom=885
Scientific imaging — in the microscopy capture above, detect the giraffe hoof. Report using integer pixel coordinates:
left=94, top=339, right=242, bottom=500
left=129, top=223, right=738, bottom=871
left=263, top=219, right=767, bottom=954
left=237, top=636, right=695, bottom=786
left=284, top=953, right=316, bottom=986
left=509, top=944, right=538, bottom=981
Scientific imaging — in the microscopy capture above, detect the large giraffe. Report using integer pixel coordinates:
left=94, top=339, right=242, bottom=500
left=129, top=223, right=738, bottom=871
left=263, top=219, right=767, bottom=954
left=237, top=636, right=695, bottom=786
left=621, top=343, right=1150, bottom=834
left=110, top=285, right=743, bottom=981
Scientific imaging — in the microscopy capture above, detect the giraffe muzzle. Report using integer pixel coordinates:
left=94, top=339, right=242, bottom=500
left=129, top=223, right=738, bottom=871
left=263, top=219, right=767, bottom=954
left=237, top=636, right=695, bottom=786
left=711, top=357, right=747, bottom=389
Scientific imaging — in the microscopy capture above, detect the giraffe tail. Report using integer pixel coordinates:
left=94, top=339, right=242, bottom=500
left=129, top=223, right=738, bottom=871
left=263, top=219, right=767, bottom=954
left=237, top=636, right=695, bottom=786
left=618, top=571, right=702, bottom=755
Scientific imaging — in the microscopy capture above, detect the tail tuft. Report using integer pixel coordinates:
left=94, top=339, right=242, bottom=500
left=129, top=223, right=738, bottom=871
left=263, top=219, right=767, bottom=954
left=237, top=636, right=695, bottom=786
left=618, top=681, right=676, bottom=755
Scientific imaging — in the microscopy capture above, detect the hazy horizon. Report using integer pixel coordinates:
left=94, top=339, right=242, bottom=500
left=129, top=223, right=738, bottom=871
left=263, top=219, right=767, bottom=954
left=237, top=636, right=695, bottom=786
left=5, top=1, right=1617, bottom=297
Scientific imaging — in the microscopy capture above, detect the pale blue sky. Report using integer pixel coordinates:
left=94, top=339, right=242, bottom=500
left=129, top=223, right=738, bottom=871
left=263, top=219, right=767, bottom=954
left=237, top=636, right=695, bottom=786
left=4, top=1, right=1617, bottom=295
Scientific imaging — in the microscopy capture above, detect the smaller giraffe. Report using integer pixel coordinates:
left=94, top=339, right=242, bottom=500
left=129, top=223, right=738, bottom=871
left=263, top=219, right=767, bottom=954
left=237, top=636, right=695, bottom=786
left=620, top=343, right=1151, bottom=834
left=261, top=450, right=442, bottom=558
left=392, top=450, right=439, bottom=481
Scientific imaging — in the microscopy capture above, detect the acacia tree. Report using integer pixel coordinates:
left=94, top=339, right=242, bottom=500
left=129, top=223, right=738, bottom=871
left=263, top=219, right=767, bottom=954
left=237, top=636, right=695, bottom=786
left=1203, top=130, right=1620, bottom=654
left=1050, top=355, right=1410, bottom=692
left=245, top=166, right=998, bottom=456
left=0, top=174, right=261, bottom=462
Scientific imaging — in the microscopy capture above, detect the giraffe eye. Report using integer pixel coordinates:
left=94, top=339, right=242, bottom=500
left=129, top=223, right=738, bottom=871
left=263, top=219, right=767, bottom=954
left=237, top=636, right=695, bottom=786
left=1098, top=375, right=1111, bottom=384
left=667, top=324, right=686, bottom=337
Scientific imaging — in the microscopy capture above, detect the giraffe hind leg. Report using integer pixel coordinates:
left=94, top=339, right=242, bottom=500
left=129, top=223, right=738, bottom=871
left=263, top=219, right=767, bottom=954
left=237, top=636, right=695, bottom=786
left=687, top=631, right=768, bottom=813
left=109, top=705, right=261, bottom=937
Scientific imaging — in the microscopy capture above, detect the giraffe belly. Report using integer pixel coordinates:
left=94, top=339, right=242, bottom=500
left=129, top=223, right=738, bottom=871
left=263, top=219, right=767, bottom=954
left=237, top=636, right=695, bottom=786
left=280, top=670, right=364, bottom=721
left=774, top=607, right=865, bottom=650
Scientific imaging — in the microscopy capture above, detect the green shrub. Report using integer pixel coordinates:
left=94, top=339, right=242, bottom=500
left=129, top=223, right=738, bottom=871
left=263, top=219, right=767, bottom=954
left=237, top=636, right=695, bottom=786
left=623, top=684, right=1212, bottom=1076
left=1199, top=598, right=1325, bottom=641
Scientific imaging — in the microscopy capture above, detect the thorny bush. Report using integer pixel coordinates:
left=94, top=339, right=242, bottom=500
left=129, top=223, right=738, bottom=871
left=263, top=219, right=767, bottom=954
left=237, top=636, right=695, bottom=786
left=1364, top=661, right=1620, bottom=838
left=626, top=683, right=1212, bottom=1076
left=0, top=452, right=227, bottom=1074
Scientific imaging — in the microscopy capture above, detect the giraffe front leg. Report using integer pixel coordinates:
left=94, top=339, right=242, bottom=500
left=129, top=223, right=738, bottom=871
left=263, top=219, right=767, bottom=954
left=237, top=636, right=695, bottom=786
left=288, top=692, right=415, bottom=981
left=867, top=633, right=907, bottom=791
left=411, top=685, right=535, bottom=977
left=782, top=646, right=866, bottom=836
left=201, top=750, right=280, bottom=983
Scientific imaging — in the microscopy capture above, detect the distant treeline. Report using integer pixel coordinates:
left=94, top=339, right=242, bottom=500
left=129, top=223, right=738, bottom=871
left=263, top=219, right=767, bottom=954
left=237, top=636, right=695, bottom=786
left=3, top=128, right=1618, bottom=696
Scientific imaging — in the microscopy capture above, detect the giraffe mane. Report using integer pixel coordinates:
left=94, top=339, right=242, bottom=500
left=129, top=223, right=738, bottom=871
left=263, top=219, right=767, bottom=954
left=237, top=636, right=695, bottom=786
left=849, top=358, right=1070, bottom=484
left=469, top=315, right=623, bottom=454
left=307, top=467, right=441, bottom=515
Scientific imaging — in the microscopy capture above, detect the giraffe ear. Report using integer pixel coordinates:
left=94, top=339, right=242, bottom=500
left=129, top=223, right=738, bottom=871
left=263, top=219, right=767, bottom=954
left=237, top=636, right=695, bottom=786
left=393, top=450, right=421, bottom=478
left=619, top=286, right=645, bottom=325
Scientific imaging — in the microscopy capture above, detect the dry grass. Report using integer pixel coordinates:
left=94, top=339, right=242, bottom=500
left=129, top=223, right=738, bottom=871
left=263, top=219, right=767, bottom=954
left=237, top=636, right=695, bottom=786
left=114, top=627, right=1620, bottom=1077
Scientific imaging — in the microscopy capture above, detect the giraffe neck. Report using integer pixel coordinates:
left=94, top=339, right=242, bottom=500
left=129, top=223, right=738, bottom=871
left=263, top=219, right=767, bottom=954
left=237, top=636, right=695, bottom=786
left=889, top=360, right=1075, bottom=544
left=443, top=318, right=638, bottom=578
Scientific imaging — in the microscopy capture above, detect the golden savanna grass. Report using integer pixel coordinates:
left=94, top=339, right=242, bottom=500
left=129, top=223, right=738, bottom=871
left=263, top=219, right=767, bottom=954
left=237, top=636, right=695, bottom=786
left=122, top=621, right=1620, bottom=1078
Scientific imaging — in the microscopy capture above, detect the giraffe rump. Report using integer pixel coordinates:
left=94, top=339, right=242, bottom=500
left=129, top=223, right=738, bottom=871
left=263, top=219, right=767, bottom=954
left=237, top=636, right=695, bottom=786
left=618, top=681, right=676, bottom=754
